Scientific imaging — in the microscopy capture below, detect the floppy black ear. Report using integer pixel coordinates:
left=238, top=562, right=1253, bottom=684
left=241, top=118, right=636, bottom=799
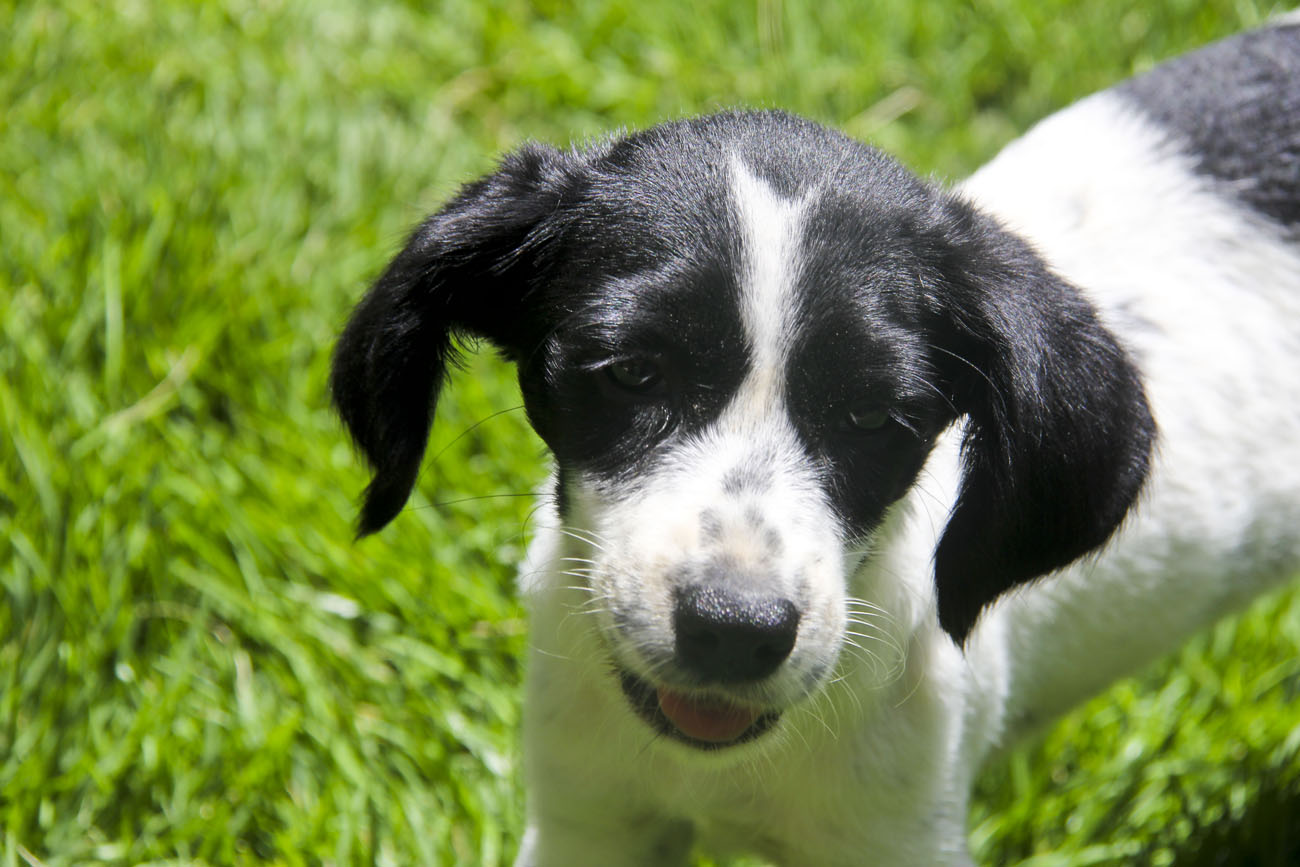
left=927, top=196, right=1156, bottom=644
left=331, top=143, right=575, bottom=536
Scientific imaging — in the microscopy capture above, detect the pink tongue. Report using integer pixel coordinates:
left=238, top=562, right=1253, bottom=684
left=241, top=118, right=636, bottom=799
left=657, top=688, right=758, bottom=743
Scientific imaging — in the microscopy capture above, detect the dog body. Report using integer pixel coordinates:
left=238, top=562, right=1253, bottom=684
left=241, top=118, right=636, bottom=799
left=332, top=22, right=1300, bottom=866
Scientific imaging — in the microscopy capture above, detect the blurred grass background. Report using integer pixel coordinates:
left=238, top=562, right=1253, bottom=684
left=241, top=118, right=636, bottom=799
left=3, top=0, right=1298, bottom=864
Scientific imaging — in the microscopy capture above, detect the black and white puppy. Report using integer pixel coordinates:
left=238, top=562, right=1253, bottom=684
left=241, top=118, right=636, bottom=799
left=332, top=20, right=1300, bottom=866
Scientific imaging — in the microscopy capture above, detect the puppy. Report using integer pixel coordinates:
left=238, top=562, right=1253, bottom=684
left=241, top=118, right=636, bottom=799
left=332, top=21, right=1300, bottom=866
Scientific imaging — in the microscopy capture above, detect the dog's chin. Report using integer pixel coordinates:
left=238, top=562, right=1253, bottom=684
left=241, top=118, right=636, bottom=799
left=617, top=669, right=782, bottom=751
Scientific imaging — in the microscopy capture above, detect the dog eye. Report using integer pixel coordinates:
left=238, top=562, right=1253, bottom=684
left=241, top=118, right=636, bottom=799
left=605, top=358, right=664, bottom=394
left=845, top=405, right=891, bottom=432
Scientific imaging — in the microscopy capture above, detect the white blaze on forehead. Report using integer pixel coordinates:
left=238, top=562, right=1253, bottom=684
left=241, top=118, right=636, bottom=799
left=728, top=156, right=810, bottom=410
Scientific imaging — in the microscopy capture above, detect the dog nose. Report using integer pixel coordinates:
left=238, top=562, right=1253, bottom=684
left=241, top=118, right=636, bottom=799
left=672, top=585, right=801, bottom=683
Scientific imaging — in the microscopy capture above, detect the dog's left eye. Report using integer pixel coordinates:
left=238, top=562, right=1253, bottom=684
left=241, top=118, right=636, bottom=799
left=845, top=405, right=891, bottom=432
left=604, top=358, right=665, bottom=395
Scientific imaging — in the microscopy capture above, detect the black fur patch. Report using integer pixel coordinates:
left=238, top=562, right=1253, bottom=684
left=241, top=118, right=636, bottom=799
left=1118, top=24, right=1300, bottom=229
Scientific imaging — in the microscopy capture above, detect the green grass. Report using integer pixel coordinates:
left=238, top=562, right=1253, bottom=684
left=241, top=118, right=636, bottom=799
left=3, top=0, right=1298, bottom=864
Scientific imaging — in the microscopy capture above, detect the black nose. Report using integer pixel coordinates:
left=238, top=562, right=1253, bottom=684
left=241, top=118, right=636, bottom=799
left=672, top=585, right=801, bottom=683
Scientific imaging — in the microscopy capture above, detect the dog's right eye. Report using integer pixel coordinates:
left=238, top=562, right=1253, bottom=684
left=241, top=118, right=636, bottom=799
left=604, top=358, right=665, bottom=395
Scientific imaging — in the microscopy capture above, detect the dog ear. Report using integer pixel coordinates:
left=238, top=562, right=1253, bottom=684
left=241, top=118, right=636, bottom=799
left=331, top=144, right=575, bottom=536
left=927, top=196, right=1156, bottom=644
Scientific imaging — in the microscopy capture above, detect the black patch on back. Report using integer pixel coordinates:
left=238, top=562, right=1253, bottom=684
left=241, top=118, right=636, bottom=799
left=1118, top=24, right=1300, bottom=228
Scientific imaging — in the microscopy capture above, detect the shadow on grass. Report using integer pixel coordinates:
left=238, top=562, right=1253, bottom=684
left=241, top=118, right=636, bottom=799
left=1166, top=767, right=1300, bottom=867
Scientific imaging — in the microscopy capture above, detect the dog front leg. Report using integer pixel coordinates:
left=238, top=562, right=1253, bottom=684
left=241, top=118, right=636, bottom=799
left=514, top=810, right=694, bottom=867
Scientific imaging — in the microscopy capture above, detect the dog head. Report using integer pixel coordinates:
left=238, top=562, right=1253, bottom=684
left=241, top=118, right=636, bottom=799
left=332, top=111, right=1154, bottom=748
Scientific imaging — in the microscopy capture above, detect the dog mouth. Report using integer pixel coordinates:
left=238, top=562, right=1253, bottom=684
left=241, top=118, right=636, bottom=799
left=618, top=669, right=781, bottom=749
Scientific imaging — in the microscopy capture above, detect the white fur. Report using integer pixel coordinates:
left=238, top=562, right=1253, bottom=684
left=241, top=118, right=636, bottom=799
left=514, top=91, right=1300, bottom=867
left=730, top=155, right=807, bottom=401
